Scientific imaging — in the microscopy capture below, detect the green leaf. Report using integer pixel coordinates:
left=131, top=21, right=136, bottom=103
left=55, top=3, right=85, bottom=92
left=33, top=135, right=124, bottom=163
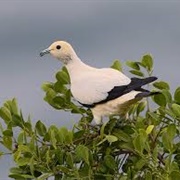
left=105, top=135, right=118, bottom=144
left=133, top=135, right=143, bottom=153
left=129, top=70, right=144, bottom=77
left=56, top=69, right=70, bottom=84
left=13, top=150, right=21, bottom=162
left=56, top=165, right=70, bottom=174
left=48, top=125, right=58, bottom=149
left=171, top=103, right=180, bottom=117
left=153, top=81, right=170, bottom=90
left=17, top=157, right=31, bottom=166
left=3, top=129, right=13, bottom=136
left=11, top=114, right=23, bottom=128
left=111, top=60, right=122, bottom=71
left=75, top=145, right=89, bottom=165
left=29, top=156, right=35, bottom=176
left=29, top=135, right=36, bottom=152
left=11, top=98, right=18, bottom=114
left=135, top=158, right=147, bottom=170
left=37, top=173, right=54, bottom=180
left=17, top=131, right=24, bottom=145
left=141, top=54, right=153, bottom=71
left=174, top=87, right=180, bottom=104
left=162, top=89, right=172, bottom=103
left=162, top=124, right=176, bottom=153
left=66, top=152, right=74, bottom=168
left=169, top=171, right=180, bottom=180
left=126, top=61, right=140, bottom=70
left=59, top=127, right=68, bottom=142
left=133, top=130, right=147, bottom=154
left=55, top=149, right=64, bottom=165
left=100, top=121, right=108, bottom=138
left=136, top=101, right=147, bottom=115
left=35, top=120, right=47, bottom=136
left=3, top=136, right=12, bottom=150
left=146, top=125, right=154, bottom=135
left=145, top=170, right=152, bottom=180
left=153, top=93, right=166, bottom=106
left=58, top=127, right=73, bottom=144
left=41, top=82, right=54, bottom=92
left=18, top=145, right=31, bottom=153
left=0, top=106, right=12, bottom=124
left=46, top=89, right=57, bottom=101
left=104, top=155, right=117, bottom=169
left=148, top=112, right=160, bottom=122
left=112, top=129, right=131, bottom=142
left=9, top=167, right=23, bottom=174
left=53, top=96, right=65, bottom=107
left=167, top=124, right=176, bottom=141
left=9, top=174, right=34, bottom=179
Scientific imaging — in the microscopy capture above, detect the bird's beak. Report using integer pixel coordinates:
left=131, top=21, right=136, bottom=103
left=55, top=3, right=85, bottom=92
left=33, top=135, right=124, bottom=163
left=40, top=48, right=51, bottom=57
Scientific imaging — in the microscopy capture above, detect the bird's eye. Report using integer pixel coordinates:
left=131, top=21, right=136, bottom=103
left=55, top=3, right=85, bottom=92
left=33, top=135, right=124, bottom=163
left=56, top=45, right=61, bottom=50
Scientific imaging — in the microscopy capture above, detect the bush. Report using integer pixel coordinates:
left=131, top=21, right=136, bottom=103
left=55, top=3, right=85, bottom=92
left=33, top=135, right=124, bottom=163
left=0, top=54, right=180, bottom=180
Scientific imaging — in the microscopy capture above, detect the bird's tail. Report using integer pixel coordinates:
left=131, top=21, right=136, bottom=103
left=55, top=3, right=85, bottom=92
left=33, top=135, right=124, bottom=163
left=130, top=76, right=158, bottom=89
left=135, top=91, right=160, bottom=98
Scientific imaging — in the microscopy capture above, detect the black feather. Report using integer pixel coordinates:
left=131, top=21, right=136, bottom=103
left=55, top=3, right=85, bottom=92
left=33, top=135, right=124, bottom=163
left=79, top=76, right=158, bottom=108
left=102, top=76, right=157, bottom=102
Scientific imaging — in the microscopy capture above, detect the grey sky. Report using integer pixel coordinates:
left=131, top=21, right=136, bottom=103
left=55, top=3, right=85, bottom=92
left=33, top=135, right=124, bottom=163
left=0, top=1, right=180, bottom=179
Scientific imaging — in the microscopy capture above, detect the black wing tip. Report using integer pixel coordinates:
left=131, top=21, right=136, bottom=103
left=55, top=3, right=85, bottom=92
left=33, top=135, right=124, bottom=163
left=148, top=76, right=158, bottom=82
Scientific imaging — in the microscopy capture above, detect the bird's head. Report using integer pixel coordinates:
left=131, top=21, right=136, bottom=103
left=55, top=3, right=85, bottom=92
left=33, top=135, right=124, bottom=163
left=40, top=41, right=76, bottom=64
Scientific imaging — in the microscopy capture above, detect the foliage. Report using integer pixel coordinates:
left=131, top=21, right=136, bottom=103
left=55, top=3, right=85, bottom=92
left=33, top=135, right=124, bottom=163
left=0, top=54, right=180, bottom=180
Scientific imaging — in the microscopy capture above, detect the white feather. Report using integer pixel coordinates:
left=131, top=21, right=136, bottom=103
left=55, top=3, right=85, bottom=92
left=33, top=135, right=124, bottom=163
left=66, top=59, right=131, bottom=105
left=91, top=91, right=141, bottom=124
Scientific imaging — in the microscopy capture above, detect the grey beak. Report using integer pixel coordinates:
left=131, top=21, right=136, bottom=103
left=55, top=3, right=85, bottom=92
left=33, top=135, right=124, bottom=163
left=40, top=48, right=51, bottom=57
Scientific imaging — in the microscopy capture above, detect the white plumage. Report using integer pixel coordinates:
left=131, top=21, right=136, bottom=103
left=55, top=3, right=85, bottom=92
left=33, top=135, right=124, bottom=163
left=40, top=41, right=157, bottom=124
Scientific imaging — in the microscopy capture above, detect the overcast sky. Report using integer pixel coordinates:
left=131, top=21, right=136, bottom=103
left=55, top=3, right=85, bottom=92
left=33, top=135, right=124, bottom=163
left=0, top=1, right=180, bottom=179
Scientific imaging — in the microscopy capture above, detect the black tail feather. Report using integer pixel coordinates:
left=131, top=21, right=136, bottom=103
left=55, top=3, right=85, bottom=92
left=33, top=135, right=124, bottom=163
left=135, top=91, right=161, bottom=98
left=129, top=76, right=158, bottom=90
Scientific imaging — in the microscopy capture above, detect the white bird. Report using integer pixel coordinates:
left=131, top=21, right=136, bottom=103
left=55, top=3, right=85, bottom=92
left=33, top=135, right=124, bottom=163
left=40, top=41, right=158, bottom=124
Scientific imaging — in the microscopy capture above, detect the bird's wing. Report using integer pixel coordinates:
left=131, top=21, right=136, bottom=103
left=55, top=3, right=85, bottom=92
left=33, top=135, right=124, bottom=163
left=71, top=68, right=131, bottom=106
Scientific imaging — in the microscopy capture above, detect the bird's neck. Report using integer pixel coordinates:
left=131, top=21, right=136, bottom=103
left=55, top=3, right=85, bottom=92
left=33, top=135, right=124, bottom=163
left=65, top=55, right=94, bottom=82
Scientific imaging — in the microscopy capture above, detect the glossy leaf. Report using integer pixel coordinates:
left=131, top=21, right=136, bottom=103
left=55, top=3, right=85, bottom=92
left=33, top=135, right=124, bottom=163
left=174, top=87, right=180, bottom=104
left=136, top=101, right=146, bottom=115
left=75, top=145, right=89, bottom=165
left=3, top=136, right=12, bottom=150
left=111, top=60, right=122, bottom=71
left=171, top=103, right=180, bottom=117
left=162, top=89, right=172, bottom=103
left=35, top=120, right=47, bottom=136
left=169, top=171, right=180, bottom=180
left=104, top=155, right=117, bottom=169
left=126, top=61, right=140, bottom=70
left=153, top=81, right=170, bottom=90
left=37, top=173, right=54, bottom=180
left=0, top=106, right=12, bottom=124
left=106, top=135, right=118, bottom=144
left=56, top=70, right=70, bottom=84
left=153, top=93, right=167, bottom=106
left=41, top=82, right=54, bottom=92
left=162, top=124, right=176, bottom=153
left=3, top=129, right=13, bottom=137
left=129, top=70, right=144, bottom=77
left=17, top=157, right=31, bottom=166
left=141, top=54, right=153, bottom=71
left=146, top=125, right=154, bottom=135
